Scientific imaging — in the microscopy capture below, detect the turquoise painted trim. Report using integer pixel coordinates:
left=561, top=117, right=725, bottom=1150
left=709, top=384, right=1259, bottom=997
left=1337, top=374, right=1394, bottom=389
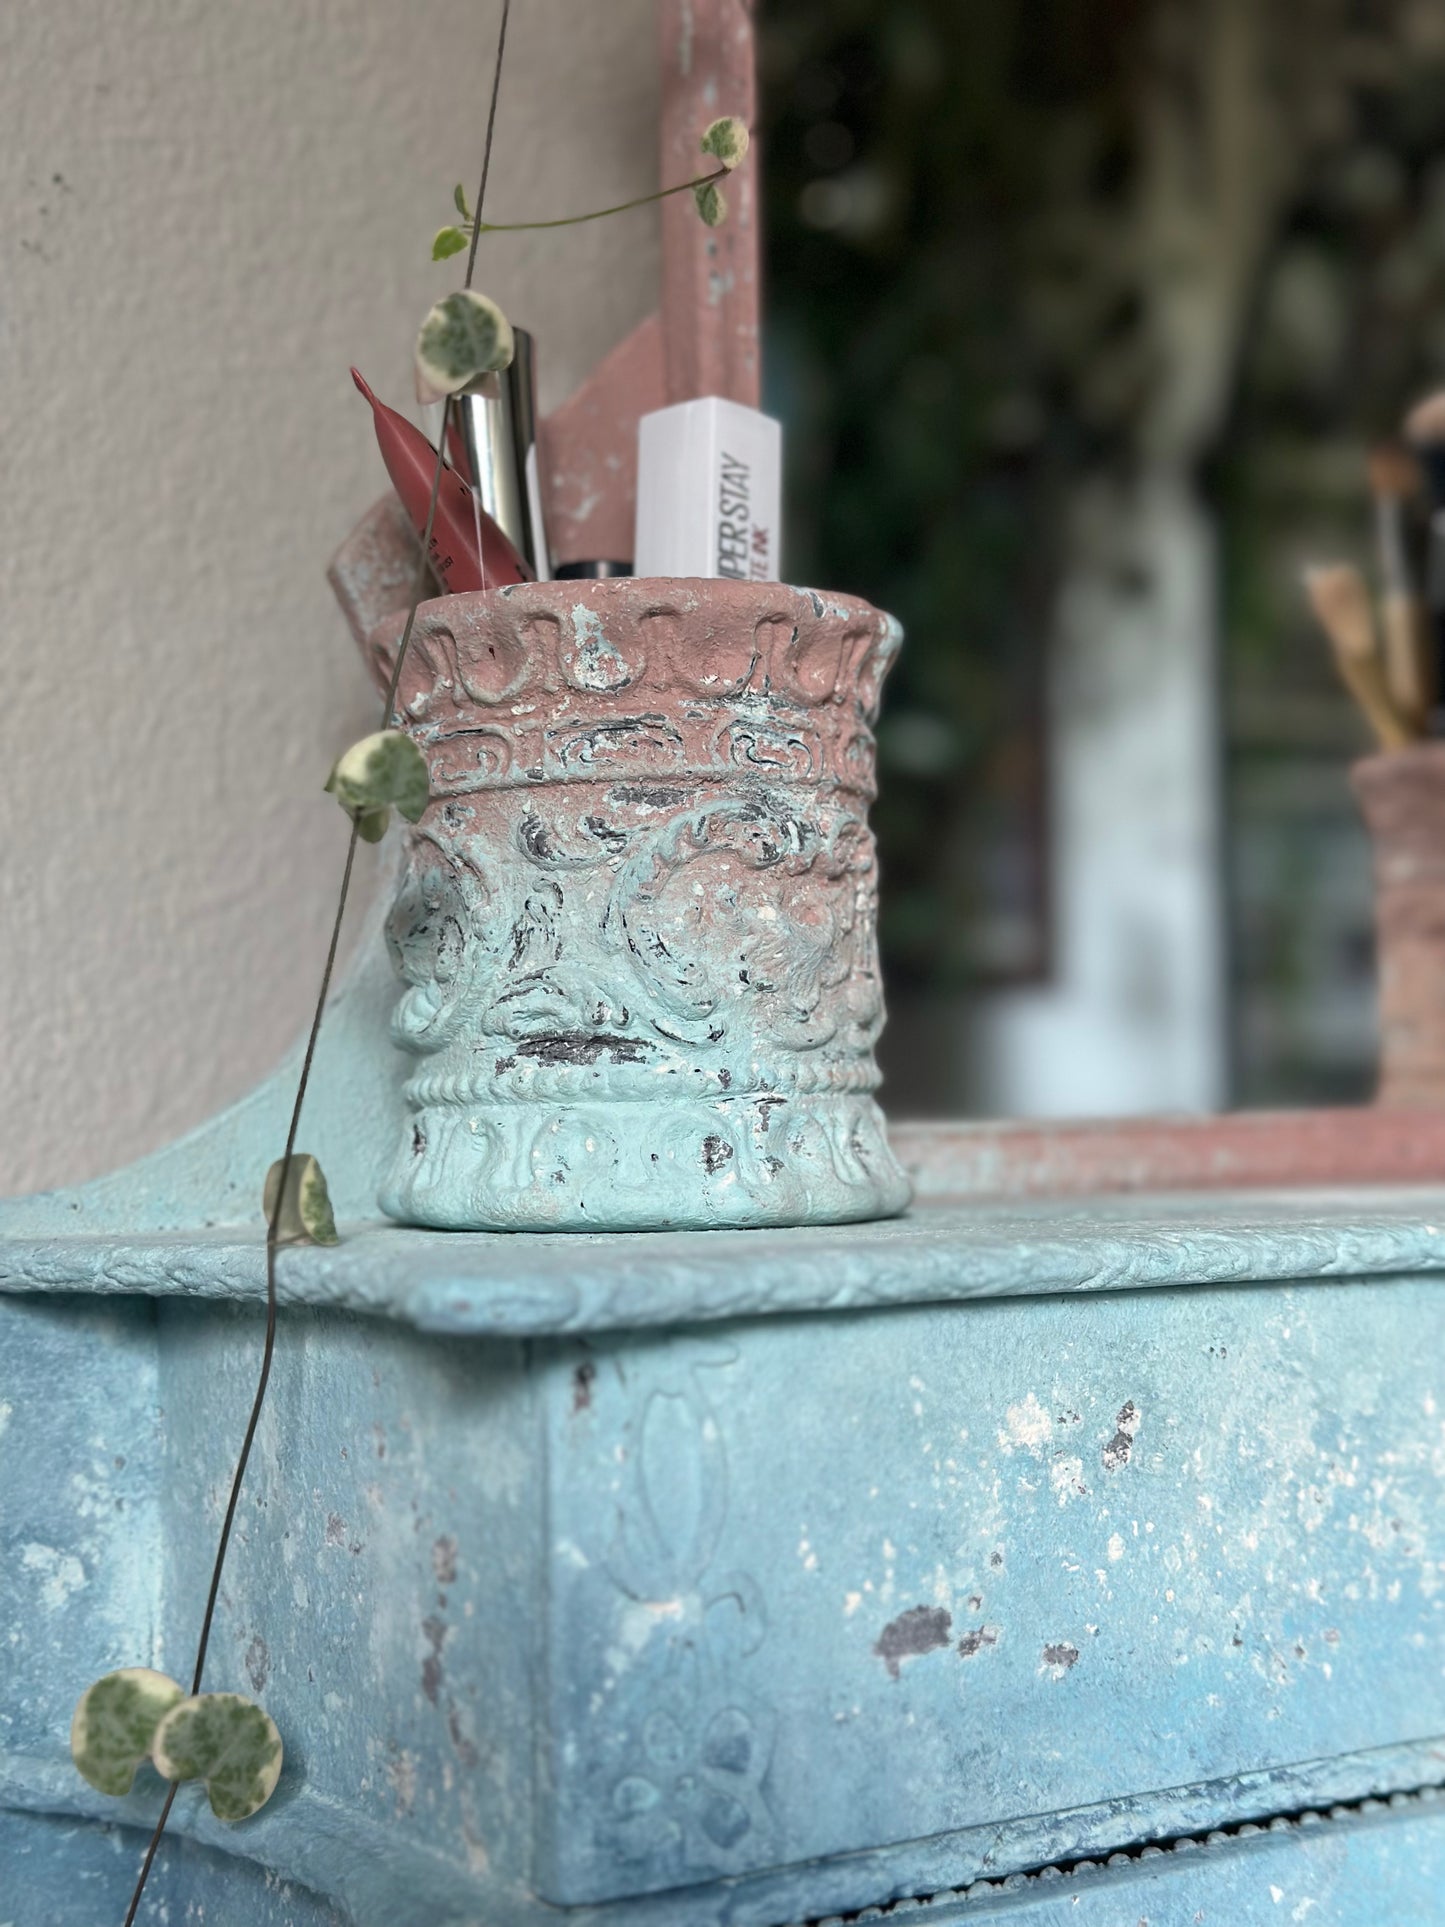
left=802, top=1790, right=1445, bottom=1926
left=8, top=1250, right=1445, bottom=1919
left=4, top=1189, right=1445, bottom=1336
left=0, top=1808, right=348, bottom=1926
left=10, top=838, right=1445, bottom=1920
left=4, top=1743, right=1445, bottom=1926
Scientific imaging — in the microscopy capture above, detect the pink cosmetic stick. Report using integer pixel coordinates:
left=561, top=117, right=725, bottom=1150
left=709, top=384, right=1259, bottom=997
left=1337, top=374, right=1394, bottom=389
left=351, top=367, right=532, bottom=592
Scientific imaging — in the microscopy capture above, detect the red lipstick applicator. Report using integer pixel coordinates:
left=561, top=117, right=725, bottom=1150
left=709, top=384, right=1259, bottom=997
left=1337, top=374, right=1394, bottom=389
left=351, top=367, right=532, bottom=592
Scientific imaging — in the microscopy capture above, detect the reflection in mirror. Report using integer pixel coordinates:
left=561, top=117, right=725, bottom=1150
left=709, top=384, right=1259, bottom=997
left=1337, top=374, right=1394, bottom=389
left=760, top=1, right=1445, bottom=1122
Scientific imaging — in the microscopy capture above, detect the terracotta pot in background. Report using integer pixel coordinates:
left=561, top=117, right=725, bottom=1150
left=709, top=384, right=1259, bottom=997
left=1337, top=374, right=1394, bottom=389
left=1352, top=742, right=1445, bottom=1107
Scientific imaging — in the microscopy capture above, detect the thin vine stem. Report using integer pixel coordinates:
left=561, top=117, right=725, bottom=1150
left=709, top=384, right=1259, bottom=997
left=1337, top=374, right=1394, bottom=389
left=118, top=5, right=512, bottom=1919
left=468, top=163, right=726, bottom=234
left=461, top=0, right=510, bottom=291
left=119, top=1783, right=179, bottom=1927
left=188, top=814, right=366, bottom=1695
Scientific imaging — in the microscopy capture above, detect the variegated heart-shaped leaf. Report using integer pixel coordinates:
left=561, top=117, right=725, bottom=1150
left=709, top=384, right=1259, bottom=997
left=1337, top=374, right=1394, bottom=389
left=324, top=729, right=430, bottom=841
left=71, top=1668, right=183, bottom=1796
left=700, top=116, right=749, bottom=170
left=152, top=1692, right=283, bottom=1823
left=694, top=180, right=727, bottom=227
left=415, top=288, right=514, bottom=395
left=262, top=1152, right=339, bottom=1246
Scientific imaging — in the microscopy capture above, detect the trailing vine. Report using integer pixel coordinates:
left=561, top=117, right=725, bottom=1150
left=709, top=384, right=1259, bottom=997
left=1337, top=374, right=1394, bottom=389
left=431, top=106, right=748, bottom=256
left=68, top=3, right=750, bottom=1917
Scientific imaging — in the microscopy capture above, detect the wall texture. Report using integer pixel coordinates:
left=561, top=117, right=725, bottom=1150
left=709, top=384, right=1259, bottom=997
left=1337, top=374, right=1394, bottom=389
left=0, top=0, right=658, bottom=1194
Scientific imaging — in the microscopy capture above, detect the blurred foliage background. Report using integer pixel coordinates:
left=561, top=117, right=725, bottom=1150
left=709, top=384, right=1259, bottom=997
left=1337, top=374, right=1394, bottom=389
left=759, top=0, right=1445, bottom=1116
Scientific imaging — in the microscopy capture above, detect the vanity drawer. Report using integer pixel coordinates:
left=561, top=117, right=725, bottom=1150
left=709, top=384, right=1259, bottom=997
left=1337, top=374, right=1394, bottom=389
left=537, top=1276, right=1445, bottom=1907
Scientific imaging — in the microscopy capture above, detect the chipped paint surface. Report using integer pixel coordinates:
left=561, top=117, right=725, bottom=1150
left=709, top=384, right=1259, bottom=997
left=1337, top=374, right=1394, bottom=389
left=5, top=975, right=1445, bottom=1923
left=535, top=1272, right=1445, bottom=1912
left=0, top=1290, right=543, bottom=1924
left=6, top=986, right=1445, bottom=1926
left=19, top=1542, right=88, bottom=1611
left=8, top=1232, right=1445, bottom=1920
left=790, top=1788, right=1445, bottom=1924
left=874, top=1604, right=954, bottom=1678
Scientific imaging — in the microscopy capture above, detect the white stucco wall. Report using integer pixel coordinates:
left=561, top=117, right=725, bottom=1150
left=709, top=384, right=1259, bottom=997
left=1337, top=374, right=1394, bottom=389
left=0, top=0, right=658, bottom=1194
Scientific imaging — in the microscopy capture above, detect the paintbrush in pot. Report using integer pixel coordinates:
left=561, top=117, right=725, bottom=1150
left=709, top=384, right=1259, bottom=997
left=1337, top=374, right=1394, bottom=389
left=1367, top=442, right=1431, bottom=732
left=1403, top=389, right=1445, bottom=725
left=1304, top=563, right=1414, bottom=751
left=1405, top=389, right=1445, bottom=500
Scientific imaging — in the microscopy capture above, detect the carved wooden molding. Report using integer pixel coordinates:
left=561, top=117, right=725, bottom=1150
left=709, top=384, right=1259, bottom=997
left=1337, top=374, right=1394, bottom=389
left=657, top=0, right=760, bottom=408
left=539, top=0, right=760, bottom=567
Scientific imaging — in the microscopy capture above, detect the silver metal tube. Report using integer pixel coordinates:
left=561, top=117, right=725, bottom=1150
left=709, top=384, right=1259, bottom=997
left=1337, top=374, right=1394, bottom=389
left=451, top=327, right=548, bottom=577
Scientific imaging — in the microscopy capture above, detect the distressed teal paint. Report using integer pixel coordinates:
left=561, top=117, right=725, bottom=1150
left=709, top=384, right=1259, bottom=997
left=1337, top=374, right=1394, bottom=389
left=359, top=579, right=911, bottom=1231
left=5, top=884, right=1445, bottom=1919
left=6, top=1189, right=1445, bottom=1331
left=532, top=1283, right=1445, bottom=1906
left=812, top=1790, right=1445, bottom=1924
left=6, top=1202, right=1445, bottom=1921
left=0, top=1807, right=350, bottom=1924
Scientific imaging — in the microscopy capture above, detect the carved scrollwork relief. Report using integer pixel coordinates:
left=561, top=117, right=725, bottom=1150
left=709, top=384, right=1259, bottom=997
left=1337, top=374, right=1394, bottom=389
left=597, top=1340, right=776, bottom=1883
left=360, top=580, right=911, bottom=1230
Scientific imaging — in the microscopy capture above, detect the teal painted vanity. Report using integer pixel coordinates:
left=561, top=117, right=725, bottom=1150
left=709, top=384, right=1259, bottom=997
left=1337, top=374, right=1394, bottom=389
left=4, top=915, right=1445, bottom=1924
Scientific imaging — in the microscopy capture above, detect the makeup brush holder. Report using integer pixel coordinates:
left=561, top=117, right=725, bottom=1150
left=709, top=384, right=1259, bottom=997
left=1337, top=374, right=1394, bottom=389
left=357, top=577, right=912, bottom=1230
left=1352, top=742, right=1445, bottom=1107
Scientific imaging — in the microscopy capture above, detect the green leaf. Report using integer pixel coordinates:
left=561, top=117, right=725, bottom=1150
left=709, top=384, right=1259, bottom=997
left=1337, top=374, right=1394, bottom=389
left=453, top=182, right=471, bottom=220
left=263, top=1152, right=339, bottom=1246
left=355, top=805, right=392, bottom=844
left=71, top=1669, right=184, bottom=1797
left=432, top=224, right=468, bottom=262
left=415, top=288, right=514, bottom=396
left=694, top=180, right=727, bottom=228
left=152, top=1693, right=283, bottom=1823
left=325, top=729, right=430, bottom=832
left=700, top=116, right=749, bottom=170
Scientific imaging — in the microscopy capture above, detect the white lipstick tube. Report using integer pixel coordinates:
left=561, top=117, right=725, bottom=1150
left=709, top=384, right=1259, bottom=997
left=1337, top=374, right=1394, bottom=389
left=634, top=396, right=782, bottom=582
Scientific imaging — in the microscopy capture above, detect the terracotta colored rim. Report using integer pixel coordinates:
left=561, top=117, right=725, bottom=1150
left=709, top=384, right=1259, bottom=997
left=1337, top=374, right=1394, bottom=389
left=892, top=1109, right=1445, bottom=1202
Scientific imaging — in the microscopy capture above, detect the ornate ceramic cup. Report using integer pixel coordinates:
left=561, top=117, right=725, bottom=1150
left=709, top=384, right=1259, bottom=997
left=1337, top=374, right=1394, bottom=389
left=356, top=576, right=912, bottom=1230
left=1352, top=743, right=1445, bottom=1107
